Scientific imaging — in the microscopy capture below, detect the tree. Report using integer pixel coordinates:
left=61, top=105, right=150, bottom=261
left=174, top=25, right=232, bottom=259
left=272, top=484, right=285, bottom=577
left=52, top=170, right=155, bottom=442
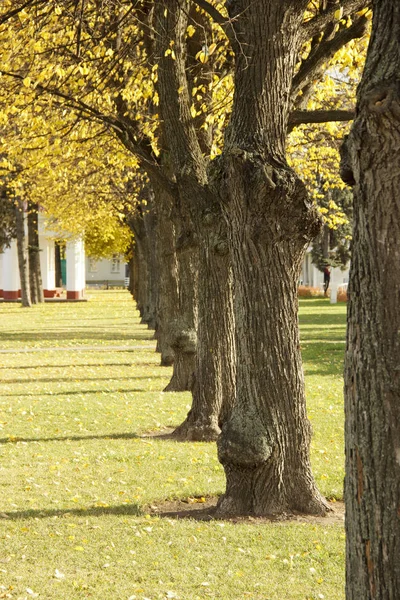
left=27, top=202, right=44, bottom=304
left=311, top=187, right=353, bottom=271
left=0, top=182, right=16, bottom=250
left=340, top=0, right=400, bottom=596
left=14, top=197, right=32, bottom=307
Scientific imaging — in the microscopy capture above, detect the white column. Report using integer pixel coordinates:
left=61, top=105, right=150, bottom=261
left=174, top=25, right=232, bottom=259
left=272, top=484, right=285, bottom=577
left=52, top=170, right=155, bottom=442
left=311, top=264, right=321, bottom=289
left=2, top=241, right=20, bottom=300
left=39, top=236, right=56, bottom=297
left=66, top=238, right=85, bottom=300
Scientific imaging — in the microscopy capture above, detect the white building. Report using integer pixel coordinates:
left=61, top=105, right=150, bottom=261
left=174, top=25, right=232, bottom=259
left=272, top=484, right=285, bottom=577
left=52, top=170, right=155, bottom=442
left=0, top=236, right=86, bottom=301
left=1, top=213, right=89, bottom=301
left=85, top=255, right=127, bottom=287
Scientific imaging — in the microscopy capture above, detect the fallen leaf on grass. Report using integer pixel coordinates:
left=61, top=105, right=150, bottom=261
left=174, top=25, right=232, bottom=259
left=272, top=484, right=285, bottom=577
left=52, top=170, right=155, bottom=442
left=54, top=569, right=65, bottom=580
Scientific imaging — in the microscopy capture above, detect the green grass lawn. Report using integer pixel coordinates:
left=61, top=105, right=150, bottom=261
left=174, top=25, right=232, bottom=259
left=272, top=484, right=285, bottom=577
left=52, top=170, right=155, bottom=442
left=0, top=291, right=347, bottom=600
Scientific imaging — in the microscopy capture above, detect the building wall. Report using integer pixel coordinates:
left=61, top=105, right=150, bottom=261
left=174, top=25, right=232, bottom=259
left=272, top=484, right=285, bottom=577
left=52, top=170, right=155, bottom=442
left=85, top=255, right=127, bottom=285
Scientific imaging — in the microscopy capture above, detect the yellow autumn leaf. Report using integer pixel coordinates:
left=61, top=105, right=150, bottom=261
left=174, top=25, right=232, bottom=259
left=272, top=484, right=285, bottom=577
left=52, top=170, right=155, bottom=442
left=334, top=7, right=343, bottom=20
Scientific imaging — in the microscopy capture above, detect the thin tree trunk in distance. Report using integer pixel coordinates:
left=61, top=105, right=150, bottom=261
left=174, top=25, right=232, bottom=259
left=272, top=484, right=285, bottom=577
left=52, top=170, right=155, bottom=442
left=142, top=198, right=158, bottom=330
left=154, top=211, right=177, bottom=367
left=130, top=246, right=139, bottom=301
left=54, top=242, right=63, bottom=288
left=127, top=202, right=152, bottom=323
left=28, top=202, right=43, bottom=304
left=341, top=1, right=400, bottom=596
left=15, top=199, right=31, bottom=307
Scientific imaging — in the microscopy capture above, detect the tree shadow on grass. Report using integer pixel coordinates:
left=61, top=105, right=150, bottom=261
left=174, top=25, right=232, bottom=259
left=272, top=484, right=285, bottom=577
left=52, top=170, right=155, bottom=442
left=0, top=330, right=153, bottom=342
left=0, top=431, right=139, bottom=444
left=0, top=429, right=190, bottom=445
left=1, top=503, right=142, bottom=521
left=0, top=387, right=154, bottom=397
left=3, top=375, right=168, bottom=385
left=0, top=363, right=154, bottom=370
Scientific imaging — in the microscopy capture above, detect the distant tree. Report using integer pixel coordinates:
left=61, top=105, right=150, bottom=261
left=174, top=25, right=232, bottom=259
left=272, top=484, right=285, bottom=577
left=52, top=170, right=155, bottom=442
left=14, top=198, right=31, bottom=307
left=0, top=183, right=16, bottom=251
left=27, top=202, right=44, bottom=304
left=311, top=187, right=353, bottom=271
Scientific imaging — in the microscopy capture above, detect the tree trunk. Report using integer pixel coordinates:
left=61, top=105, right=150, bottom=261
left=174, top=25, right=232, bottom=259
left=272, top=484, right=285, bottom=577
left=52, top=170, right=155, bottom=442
left=142, top=198, right=158, bottom=330
left=152, top=185, right=177, bottom=367
left=134, top=236, right=149, bottom=320
left=15, top=199, right=31, bottom=308
left=155, top=1, right=236, bottom=438
left=164, top=218, right=198, bottom=392
left=130, top=247, right=139, bottom=301
left=172, top=223, right=235, bottom=440
left=127, top=199, right=155, bottom=325
left=27, top=203, right=43, bottom=304
left=154, top=0, right=331, bottom=491
left=214, top=153, right=327, bottom=515
left=341, top=2, right=400, bottom=597
left=54, top=241, right=63, bottom=288
left=212, top=0, right=328, bottom=516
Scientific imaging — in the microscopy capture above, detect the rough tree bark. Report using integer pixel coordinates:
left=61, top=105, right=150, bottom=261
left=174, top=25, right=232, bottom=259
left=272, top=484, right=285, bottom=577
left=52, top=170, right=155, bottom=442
left=27, top=202, right=43, bottom=304
left=172, top=204, right=236, bottom=440
left=163, top=220, right=198, bottom=392
left=211, top=1, right=328, bottom=515
left=15, top=199, right=31, bottom=308
left=153, top=187, right=177, bottom=367
left=127, top=197, right=156, bottom=326
left=142, top=195, right=158, bottom=330
left=341, top=1, right=400, bottom=597
left=151, top=173, right=198, bottom=388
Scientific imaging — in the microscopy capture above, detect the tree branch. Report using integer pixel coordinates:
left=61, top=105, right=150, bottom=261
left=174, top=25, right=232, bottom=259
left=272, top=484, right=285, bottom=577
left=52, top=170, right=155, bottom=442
left=293, top=15, right=368, bottom=97
left=289, top=108, right=355, bottom=128
left=154, top=1, right=206, bottom=181
left=302, top=0, right=371, bottom=41
left=0, top=69, right=176, bottom=197
left=191, top=0, right=235, bottom=45
left=0, top=0, right=47, bottom=26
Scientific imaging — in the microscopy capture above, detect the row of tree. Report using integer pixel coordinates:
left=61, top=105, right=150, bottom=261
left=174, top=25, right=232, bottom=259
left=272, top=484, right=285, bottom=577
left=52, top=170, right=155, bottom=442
left=1, top=0, right=399, bottom=596
left=0, top=0, right=367, bottom=515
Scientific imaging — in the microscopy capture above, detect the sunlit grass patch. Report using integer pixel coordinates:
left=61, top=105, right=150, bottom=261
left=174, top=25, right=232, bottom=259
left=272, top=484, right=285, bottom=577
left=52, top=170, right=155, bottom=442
left=0, top=291, right=347, bottom=599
